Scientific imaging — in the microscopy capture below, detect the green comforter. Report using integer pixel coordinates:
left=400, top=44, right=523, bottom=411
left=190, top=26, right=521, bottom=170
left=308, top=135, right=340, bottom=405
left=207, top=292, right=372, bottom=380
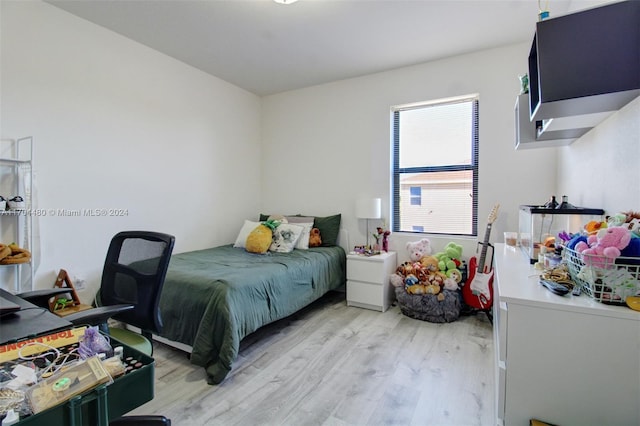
left=158, top=244, right=346, bottom=384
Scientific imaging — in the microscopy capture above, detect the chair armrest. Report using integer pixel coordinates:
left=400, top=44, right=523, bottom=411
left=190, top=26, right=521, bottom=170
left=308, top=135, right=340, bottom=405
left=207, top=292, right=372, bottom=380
left=16, top=288, right=73, bottom=308
left=64, top=304, right=135, bottom=328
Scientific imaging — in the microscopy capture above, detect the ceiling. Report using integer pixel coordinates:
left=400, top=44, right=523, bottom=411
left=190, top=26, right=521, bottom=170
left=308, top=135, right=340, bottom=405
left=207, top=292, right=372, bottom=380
left=47, top=0, right=577, bottom=96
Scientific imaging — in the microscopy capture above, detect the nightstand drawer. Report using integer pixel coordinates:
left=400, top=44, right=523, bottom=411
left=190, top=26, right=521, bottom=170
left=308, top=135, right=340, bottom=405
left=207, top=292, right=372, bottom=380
left=347, top=258, right=388, bottom=284
left=347, top=280, right=385, bottom=308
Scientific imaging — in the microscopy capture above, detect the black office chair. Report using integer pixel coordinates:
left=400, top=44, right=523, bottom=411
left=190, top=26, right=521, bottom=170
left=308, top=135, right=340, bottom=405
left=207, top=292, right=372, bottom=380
left=19, top=231, right=175, bottom=426
left=16, top=287, right=75, bottom=308
left=61, top=231, right=175, bottom=356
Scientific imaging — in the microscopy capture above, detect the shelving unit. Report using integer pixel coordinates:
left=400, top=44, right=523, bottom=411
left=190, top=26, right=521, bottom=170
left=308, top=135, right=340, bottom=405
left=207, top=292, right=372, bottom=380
left=0, top=136, right=34, bottom=292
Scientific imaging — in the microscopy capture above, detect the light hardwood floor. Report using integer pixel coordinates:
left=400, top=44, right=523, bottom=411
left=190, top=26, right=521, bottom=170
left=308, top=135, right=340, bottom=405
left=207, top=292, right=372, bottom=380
left=129, top=291, right=495, bottom=426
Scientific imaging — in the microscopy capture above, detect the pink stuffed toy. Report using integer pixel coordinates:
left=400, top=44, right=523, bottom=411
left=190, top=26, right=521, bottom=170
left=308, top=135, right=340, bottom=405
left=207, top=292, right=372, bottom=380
left=406, top=238, right=432, bottom=262
left=575, top=226, right=631, bottom=267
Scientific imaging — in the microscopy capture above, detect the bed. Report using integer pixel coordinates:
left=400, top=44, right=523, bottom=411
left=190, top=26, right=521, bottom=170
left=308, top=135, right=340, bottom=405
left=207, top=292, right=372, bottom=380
left=155, top=216, right=347, bottom=384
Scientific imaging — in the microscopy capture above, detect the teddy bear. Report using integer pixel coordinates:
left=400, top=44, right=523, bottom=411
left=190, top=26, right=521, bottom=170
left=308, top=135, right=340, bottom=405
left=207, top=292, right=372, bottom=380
left=575, top=226, right=631, bottom=267
left=420, top=255, right=439, bottom=272
left=406, top=238, right=432, bottom=262
left=308, top=228, right=322, bottom=247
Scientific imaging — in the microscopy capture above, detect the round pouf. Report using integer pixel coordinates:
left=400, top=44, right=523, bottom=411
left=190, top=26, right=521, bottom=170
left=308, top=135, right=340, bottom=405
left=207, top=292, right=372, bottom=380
left=395, top=287, right=461, bottom=323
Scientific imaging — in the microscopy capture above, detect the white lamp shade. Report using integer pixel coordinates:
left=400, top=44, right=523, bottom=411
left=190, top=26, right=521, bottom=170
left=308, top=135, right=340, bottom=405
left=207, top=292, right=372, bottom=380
left=356, top=198, right=382, bottom=219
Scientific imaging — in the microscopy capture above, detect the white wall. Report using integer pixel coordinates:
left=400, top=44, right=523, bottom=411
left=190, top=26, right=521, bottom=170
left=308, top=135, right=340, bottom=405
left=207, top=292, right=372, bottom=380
left=1, top=1, right=262, bottom=298
left=557, top=97, right=640, bottom=212
left=261, top=43, right=560, bottom=262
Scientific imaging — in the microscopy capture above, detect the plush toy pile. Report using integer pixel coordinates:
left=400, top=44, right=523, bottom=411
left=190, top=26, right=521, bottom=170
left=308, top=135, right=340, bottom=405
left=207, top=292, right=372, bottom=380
left=390, top=239, right=465, bottom=323
left=563, top=211, right=640, bottom=303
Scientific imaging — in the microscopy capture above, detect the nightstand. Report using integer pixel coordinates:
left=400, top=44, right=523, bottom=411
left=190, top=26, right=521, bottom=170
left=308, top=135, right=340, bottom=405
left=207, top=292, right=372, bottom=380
left=346, top=251, right=397, bottom=312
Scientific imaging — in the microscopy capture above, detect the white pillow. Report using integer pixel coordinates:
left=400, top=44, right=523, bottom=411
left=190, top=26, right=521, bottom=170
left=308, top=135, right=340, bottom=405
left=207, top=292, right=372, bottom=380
left=269, top=223, right=304, bottom=253
left=293, top=222, right=314, bottom=250
left=233, top=220, right=261, bottom=249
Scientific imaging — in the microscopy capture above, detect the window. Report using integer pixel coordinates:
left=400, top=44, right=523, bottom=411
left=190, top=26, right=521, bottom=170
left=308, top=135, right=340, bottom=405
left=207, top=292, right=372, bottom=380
left=392, top=95, right=479, bottom=236
left=409, top=187, right=422, bottom=205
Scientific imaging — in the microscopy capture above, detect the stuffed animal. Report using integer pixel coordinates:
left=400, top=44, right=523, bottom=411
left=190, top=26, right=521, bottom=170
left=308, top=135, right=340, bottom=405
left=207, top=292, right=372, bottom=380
left=434, top=242, right=463, bottom=282
left=390, top=273, right=404, bottom=288
left=584, top=220, right=607, bottom=235
left=396, top=261, right=414, bottom=276
left=420, top=255, right=439, bottom=272
left=404, top=275, right=419, bottom=287
left=628, top=219, right=640, bottom=238
left=621, top=235, right=640, bottom=258
left=424, top=283, right=441, bottom=295
left=246, top=220, right=280, bottom=254
left=308, top=228, right=322, bottom=247
left=575, top=226, right=632, bottom=267
left=443, top=276, right=459, bottom=291
left=423, top=283, right=445, bottom=301
left=406, top=284, right=427, bottom=295
left=446, top=269, right=463, bottom=284
left=406, top=238, right=432, bottom=262
left=606, top=213, right=628, bottom=227
left=566, top=234, right=588, bottom=251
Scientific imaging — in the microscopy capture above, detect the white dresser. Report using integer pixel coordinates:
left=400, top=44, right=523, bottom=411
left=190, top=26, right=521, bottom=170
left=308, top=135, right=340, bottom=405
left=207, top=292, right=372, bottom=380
left=493, top=243, right=640, bottom=426
left=346, top=251, right=397, bottom=312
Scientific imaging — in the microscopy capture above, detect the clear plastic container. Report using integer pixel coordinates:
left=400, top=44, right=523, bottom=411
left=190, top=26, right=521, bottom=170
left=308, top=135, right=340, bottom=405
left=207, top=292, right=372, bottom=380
left=519, top=204, right=604, bottom=263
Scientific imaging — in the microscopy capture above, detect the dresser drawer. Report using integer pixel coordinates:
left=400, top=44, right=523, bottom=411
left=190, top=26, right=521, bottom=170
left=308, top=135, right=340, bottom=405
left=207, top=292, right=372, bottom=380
left=347, top=258, right=388, bottom=284
left=347, top=280, right=384, bottom=309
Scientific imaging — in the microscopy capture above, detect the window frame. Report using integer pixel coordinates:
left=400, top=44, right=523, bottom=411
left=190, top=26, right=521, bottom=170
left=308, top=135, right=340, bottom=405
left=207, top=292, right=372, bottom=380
left=391, top=94, right=479, bottom=237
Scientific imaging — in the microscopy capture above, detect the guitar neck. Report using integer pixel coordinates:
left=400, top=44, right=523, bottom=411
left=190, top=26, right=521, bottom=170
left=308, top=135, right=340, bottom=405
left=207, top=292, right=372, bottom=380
left=477, top=222, right=493, bottom=272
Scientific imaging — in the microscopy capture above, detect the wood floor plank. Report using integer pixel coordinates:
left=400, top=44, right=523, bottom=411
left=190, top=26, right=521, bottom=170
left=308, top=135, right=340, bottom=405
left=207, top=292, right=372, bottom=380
left=129, top=291, right=494, bottom=425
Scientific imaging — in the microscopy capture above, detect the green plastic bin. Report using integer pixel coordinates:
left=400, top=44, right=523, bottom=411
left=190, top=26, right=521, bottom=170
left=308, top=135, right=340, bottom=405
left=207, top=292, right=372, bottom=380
left=16, top=335, right=154, bottom=426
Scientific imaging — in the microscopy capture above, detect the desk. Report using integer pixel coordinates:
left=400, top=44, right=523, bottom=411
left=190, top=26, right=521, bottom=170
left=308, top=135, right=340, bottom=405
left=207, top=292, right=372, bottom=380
left=493, top=244, right=640, bottom=426
left=0, top=289, right=71, bottom=344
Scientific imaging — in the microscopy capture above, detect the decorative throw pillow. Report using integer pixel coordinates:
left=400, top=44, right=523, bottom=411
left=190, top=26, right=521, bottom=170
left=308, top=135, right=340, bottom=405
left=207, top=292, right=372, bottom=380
left=312, top=214, right=341, bottom=247
left=269, top=223, right=304, bottom=253
left=233, top=220, right=261, bottom=249
left=291, top=222, right=314, bottom=250
left=285, top=215, right=314, bottom=224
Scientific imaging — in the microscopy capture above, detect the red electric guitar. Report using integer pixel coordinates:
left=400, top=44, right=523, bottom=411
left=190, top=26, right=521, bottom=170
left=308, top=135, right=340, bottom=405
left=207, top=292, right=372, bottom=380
left=463, top=204, right=500, bottom=315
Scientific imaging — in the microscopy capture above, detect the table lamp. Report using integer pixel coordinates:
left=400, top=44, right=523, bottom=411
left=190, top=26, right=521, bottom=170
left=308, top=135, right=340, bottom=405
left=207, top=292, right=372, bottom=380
left=356, top=198, right=382, bottom=250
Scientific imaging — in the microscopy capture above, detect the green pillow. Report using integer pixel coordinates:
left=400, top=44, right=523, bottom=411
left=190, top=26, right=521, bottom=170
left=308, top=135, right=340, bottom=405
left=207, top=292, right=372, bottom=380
left=258, top=213, right=341, bottom=247
left=313, top=214, right=341, bottom=247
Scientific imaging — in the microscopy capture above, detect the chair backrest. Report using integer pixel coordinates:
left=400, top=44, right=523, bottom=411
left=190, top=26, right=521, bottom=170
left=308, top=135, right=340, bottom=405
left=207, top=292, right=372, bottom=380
left=99, top=231, right=175, bottom=335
